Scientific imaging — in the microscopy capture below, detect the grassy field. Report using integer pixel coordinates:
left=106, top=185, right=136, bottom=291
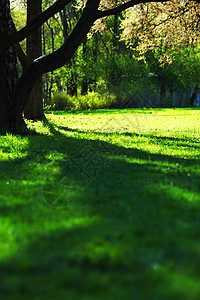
left=0, top=108, right=200, bottom=299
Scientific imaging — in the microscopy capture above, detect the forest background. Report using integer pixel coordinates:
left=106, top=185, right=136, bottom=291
left=11, top=0, right=200, bottom=111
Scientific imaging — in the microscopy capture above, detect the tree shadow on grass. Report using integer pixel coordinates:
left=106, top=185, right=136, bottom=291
left=0, top=120, right=200, bottom=299
left=54, top=119, right=200, bottom=152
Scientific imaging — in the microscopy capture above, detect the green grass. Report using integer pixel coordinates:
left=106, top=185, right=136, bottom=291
left=1, top=108, right=200, bottom=299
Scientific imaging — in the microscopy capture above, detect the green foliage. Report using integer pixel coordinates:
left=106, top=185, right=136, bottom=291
left=171, top=47, right=200, bottom=90
left=93, top=54, right=160, bottom=107
left=1, top=108, right=200, bottom=299
left=96, top=54, right=146, bottom=86
left=51, top=91, right=119, bottom=110
left=51, top=92, right=74, bottom=110
left=108, top=78, right=160, bottom=108
left=146, top=47, right=200, bottom=92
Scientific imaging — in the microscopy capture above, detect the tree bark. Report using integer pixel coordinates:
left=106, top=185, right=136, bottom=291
left=24, top=0, right=44, bottom=120
left=0, top=0, right=18, bottom=131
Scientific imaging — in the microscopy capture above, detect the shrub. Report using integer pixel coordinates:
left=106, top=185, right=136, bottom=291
left=51, top=93, right=75, bottom=110
left=50, top=91, right=120, bottom=110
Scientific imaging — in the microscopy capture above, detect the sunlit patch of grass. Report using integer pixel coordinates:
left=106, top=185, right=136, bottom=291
left=0, top=134, right=28, bottom=160
left=0, top=108, right=200, bottom=299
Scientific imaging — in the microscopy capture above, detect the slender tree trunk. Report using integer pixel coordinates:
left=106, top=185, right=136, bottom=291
left=113, top=14, right=118, bottom=52
left=60, top=7, right=69, bottom=41
left=24, top=0, right=44, bottom=120
left=190, top=85, right=199, bottom=106
left=60, top=7, right=78, bottom=96
left=42, top=24, right=48, bottom=105
left=81, top=38, right=88, bottom=95
left=0, top=0, right=18, bottom=131
left=46, top=21, right=55, bottom=104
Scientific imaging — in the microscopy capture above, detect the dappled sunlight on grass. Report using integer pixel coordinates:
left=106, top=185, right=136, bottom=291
left=160, top=184, right=200, bottom=202
left=0, top=108, right=200, bottom=299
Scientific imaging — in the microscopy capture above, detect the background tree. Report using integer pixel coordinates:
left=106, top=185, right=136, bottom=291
left=24, top=0, right=44, bottom=120
left=121, top=1, right=200, bottom=61
left=120, top=0, right=200, bottom=106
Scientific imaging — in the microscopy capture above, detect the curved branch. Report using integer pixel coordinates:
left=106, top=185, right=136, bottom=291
left=0, top=0, right=73, bottom=56
left=96, top=0, right=171, bottom=19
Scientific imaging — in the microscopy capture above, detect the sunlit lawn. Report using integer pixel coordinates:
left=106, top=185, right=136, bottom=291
left=0, top=108, right=200, bottom=299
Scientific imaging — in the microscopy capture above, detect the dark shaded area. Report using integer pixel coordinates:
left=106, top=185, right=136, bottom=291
left=0, top=119, right=200, bottom=299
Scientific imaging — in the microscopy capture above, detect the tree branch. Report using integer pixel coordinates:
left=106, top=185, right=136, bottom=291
left=0, top=0, right=73, bottom=56
left=96, top=0, right=172, bottom=19
left=11, top=19, right=27, bottom=71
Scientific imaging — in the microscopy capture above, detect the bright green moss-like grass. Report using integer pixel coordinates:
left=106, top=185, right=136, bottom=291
left=0, top=108, right=200, bottom=299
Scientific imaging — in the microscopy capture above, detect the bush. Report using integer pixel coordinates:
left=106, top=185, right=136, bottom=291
left=50, top=91, right=120, bottom=110
left=51, top=93, right=74, bottom=110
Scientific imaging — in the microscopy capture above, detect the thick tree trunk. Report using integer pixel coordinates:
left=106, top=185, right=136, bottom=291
left=0, top=0, right=18, bottom=131
left=24, top=0, right=44, bottom=120
left=0, top=57, right=9, bottom=131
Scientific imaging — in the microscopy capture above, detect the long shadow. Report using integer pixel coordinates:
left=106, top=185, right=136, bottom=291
left=0, top=120, right=200, bottom=299
left=55, top=122, right=200, bottom=148
left=52, top=122, right=200, bottom=168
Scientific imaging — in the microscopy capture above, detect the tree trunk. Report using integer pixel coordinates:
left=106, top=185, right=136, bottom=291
left=190, top=85, right=199, bottom=106
left=60, top=7, right=78, bottom=96
left=81, top=38, right=88, bottom=95
left=9, top=0, right=100, bottom=130
left=113, top=14, right=118, bottom=52
left=46, top=20, right=55, bottom=104
left=24, top=0, right=44, bottom=120
left=0, top=0, right=18, bottom=131
left=60, top=7, right=69, bottom=41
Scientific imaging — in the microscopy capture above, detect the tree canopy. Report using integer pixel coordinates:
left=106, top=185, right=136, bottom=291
left=121, top=1, right=200, bottom=63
